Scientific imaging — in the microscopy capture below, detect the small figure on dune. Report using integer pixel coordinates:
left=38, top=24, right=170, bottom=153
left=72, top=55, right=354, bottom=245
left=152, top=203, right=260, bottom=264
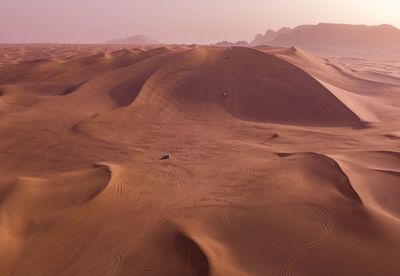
left=160, top=153, right=170, bottom=160
left=226, top=46, right=232, bottom=59
left=270, top=133, right=279, bottom=139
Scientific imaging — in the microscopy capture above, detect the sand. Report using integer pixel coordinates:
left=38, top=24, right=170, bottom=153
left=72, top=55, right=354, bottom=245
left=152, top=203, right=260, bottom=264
left=0, top=44, right=399, bottom=275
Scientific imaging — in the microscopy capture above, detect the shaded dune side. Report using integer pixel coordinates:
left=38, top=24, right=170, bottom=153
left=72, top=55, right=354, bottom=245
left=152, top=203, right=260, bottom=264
left=61, top=80, right=88, bottom=95
left=109, top=77, right=145, bottom=107
left=173, top=230, right=210, bottom=276
left=272, top=47, right=400, bottom=123
left=0, top=47, right=171, bottom=85
left=335, top=150, right=400, bottom=172
left=127, top=47, right=361, bottom=126
left=51, top=47, right=171, bottom=84
left=122, top=226, right=212, bottom=276
left=331, top=151, right=400, bottom=220
left=151, top=224, right=247, bottom=276
left=385, top=134, right=400, bottom=140
left=0, top=164, right=112, bottom=273
left=17, top=48, right=183, bottom=121
left=106, top=50, right=184, bottom=107
left=0, top=59, right=58, bottom=84
left=0, top=164, right=111, bottom=239
left=0, top=48, right=177, bottom=118
left=274, top=46, right=400, bottom=97
left=277, top=152, right=362, bottom=203
left=1, top=46, right=363, bottom=127
left=62, top=48, right=182, bottom=114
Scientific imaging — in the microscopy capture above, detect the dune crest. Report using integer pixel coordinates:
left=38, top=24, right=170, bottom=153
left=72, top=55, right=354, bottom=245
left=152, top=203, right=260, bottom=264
left=1, top=44, right=400, bottom=275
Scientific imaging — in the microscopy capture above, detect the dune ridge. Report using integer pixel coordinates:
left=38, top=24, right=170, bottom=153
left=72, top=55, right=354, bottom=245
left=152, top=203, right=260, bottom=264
left=0, top=44, right=400, bottom=275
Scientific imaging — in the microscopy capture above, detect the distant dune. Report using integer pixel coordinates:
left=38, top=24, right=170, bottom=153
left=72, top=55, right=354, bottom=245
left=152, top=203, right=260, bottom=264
left=214, top=40, right=249, bottom=47
left=1, top=44, right=400, bottom=275
left=252, top=23, right=400, bottom=56
left=107, top=34, right=160, bottom=45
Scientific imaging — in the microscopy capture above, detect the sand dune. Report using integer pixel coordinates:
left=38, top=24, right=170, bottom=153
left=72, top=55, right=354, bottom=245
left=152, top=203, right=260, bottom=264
left=273, top=46, right=400, bottom=123
left=0, top=44, right=400, bottom=275
left=107, top=34, right=160, bottom=45
left=127, top=47, right=361, bottom=126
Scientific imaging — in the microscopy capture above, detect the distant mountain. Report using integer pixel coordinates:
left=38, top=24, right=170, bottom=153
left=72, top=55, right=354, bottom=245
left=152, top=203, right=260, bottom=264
left=107, top=34, right=160, bottom=45
left=252, top=27, right=292, bottom=46
left=251, top=23, right=400, bottom=56
left=215, top=40, right=249, bottom=47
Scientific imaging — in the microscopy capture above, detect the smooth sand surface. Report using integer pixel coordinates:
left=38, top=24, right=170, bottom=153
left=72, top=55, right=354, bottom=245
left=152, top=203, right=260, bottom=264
left=0, top=45, right=399, bottom=275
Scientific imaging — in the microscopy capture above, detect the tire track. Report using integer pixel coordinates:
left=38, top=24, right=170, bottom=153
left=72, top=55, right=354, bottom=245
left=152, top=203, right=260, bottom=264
left=105, top=209, right=166, bottom=275
left=113, top=179, right=124, bottom=199
left=112, top=255, right=122, bottom=267
left=10, top=263, right=23, bottom=276
left=128, top=165, right=154, bottom=208
left=281, top=253, right=302, bottom=276
left=45, top=143, right=57, bottom=161
left=23, top=203, right=112, bottom=275
left=221, top=201, right=335, bottom=275
left=280, top=202, right=335, bottom=276
left=294, top=201, right=335, bottom=248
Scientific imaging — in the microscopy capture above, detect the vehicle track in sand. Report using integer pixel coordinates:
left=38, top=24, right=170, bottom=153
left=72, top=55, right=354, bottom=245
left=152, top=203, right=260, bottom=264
left=280, top=202, right=335, bottom=276
left=10, top=263, right=24, bottom=276
left=221, top=201, right=335, bottom=275
left=113, top=179, right=124, bottom=199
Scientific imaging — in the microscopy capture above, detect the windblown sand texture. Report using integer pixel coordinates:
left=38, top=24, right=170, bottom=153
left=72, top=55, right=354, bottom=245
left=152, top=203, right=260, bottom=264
left=0, top=44, right=400, bottom=275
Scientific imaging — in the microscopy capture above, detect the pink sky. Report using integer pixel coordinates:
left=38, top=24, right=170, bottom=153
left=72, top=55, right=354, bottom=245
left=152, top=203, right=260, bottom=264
left=1, top=0, right=399, bottom=44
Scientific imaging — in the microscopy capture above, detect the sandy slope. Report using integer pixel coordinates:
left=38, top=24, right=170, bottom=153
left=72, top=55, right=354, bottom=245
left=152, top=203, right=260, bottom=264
left=0, top=45, right=399, bottom=275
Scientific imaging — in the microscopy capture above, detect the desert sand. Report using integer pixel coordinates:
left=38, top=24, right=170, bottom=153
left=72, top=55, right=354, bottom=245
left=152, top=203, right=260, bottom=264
left=0, top=44, right=399, bottom=275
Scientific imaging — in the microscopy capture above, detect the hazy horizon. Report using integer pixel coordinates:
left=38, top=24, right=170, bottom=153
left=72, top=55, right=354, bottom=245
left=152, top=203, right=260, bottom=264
left=1, top=0, right=400, bottom=44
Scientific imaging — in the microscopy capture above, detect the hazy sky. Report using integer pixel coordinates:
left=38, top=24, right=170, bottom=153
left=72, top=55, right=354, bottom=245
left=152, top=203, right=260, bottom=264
left=1, top=0, right=399, bottom=44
